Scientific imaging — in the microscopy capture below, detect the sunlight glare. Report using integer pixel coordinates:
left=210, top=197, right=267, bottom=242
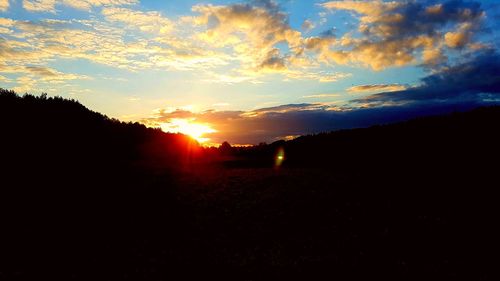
left=160, top=118, right=217, bottom=143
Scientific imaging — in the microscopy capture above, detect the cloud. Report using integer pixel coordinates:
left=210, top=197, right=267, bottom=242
left=202, top=71, right=262, bottom=84
left=0, top=74, right=11, bottom=82
left=192, top=2, right=302, bottom=71
left=317, top=0, right=486, bottom=70
left=0, top=18, right=14, bottom=27
left=4, top=19, right=139, bottom=68
left=0, top=36, right=53, bottom=65
left=23, top=0, right=137, bottom=13
left=258, top=48, right=287, bottom=72
left=101, top=7, right=173, bottom=34
left=1, top=15, right=223, bottom=73
left=64, top=0, right=137, bottom=11
left=0, top=9, right=237, bottom=92
left=285, top=70, right=351, bottom=83
left=250, top=103, right=329, bottom=115
left=1, top=64, right=89, bottom=85
left=0, top=0, right=9, bottom=11
left=251, top=0, right=279, bottom=13
left=302, top=19, right=315, bottom=32
left=5, top=65, right=89, bottom=93
left=302, top=94, right=340, bottom=99
left=355, top=50, right=500, bottom=105
left=189, top=1, right=355, bottom=83
left=23, top=0, right=56, bottom=12
left=348, top=84, right=407, bottom=93
left=444, top=22, right=474, bottom=49
left=25, top=66, right=59, bottom=77
left=24, top=66, right=90, bottom=81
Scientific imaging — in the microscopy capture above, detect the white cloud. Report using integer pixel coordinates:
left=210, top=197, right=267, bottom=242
left=301, top=19, right=315, bottom=32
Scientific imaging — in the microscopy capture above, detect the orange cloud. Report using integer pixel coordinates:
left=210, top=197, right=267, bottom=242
left=347, top=84, right=407, bottom=93
left=0, top=0, right=9, bottom=11
left=192, top=3, right=302, bottom=71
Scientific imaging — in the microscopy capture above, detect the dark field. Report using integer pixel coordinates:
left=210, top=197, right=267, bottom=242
left=1, top=89, right=498, bottom=280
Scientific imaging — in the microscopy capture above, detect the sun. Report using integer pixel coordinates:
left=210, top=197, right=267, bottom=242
left=160, top=118, right=217, bottom=143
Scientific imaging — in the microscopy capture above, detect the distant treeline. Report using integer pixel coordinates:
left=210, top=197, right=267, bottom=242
left=227, top=104, right=500, bottom=171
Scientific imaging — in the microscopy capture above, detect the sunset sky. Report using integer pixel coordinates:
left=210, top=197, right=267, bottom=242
left=1, top=0, right=500, bottom=145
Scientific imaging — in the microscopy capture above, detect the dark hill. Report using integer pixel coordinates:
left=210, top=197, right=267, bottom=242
left=1, top=89, right=498, bottom=280
left=0, top=89, right=201, bottom=173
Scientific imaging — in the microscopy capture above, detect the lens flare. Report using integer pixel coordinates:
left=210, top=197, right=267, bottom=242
left=275, top=147, right=285, bottom=168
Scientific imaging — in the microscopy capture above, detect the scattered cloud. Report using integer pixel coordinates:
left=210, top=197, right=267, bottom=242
left=347, top=84, right=407, bottom=93
left=64, top=0, right=138, bottom=11
left=1, top=64, right=90, bottom=93
left=202, top=71, right=262, bottom=84
left=301, top=19, right=315, bottom=32
left=102, top=7, right=173, bottom=34
left=0, top=0, right=9, bottom=11
left=0, top=74, right=11, bottom=82
left=23, top=0, right=57, bottom=12
left=302, top=93, right=341, bottom=99
left=285, top=71, right=351, bottom=83
left=0, top=12, right=232, bottom=91
left=22, top=0, right=137, bottom=13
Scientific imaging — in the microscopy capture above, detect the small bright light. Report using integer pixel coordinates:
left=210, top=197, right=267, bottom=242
left=275, top=147, right=285, bottom=168
left=160, top=118, right=216, bottom=143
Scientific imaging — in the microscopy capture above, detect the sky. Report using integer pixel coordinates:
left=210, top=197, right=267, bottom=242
left=1, top=0, right=500, bottom=145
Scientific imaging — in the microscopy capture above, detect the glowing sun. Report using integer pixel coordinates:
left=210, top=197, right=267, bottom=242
left=160, top=118, right=217, bottom=143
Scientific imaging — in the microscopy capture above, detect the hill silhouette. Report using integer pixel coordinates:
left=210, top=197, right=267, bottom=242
left=1, top=88, right=498, bottom=280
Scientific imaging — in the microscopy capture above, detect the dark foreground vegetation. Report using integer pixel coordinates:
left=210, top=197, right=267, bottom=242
left=1, top=88, right=498, bottom=280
